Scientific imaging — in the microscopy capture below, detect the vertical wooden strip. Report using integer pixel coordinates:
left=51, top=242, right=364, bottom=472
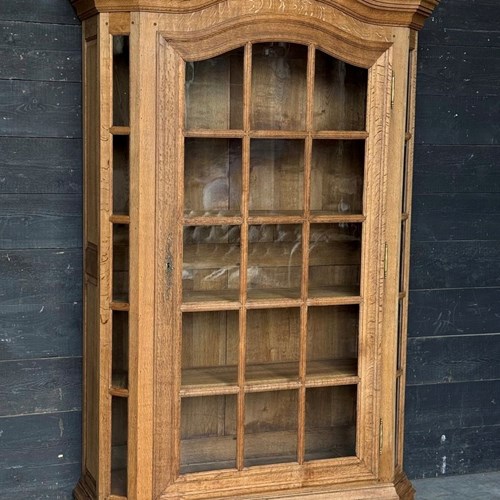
left=376, top=27, right=410, bottom=483
left=128, top=12, right=156, bottom=499
left=97, top=14, right=113, bottom=498
left=396, top=36, right=419, bottom=471
left=237, top=41, right=252, bottom=471
left=154, top=38, right=183, bottom=496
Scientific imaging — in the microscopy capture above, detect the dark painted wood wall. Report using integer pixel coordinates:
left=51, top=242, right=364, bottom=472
left=0, top=0, right=498, bottom=497
left=0, top=1, right=83, bottom=497
left=405, top=0, right=500, bottom=479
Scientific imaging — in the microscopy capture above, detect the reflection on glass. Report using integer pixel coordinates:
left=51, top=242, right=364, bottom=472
left=113, top=135, right=129, bottom=215
left=185, top=48, right=244, bottom=130
left=182, top=226, right=240, bottom=303
left=309, top=224, right=361, bottom=297
left=311, top=140, right=364, bottom=215
left=247, top=224, right=302, bottom=300
left=245, top=390, right=298, bottom=466
left=111, top=397, right=127, bottom=495
left=305, top=386, right=357, bottom=461
left=307, top=306, right=359, bottom=379
left=180, top=395, right=237, bottom=473
left=112, top=311, right=128, bottom=389
left=251, top=43, right=307, bottom=130
left=181, top=311, right=239, bottom=389
left=184, top=139, right=242, bottom=217
left=113, top=36, right=129, bottom=127
left=314, top=49, right=367, bottom=131
left=249, top=140, right=304, bottom=214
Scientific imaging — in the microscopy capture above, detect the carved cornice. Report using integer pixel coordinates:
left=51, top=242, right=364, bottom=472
left=71, top=0, right=439, bottom=29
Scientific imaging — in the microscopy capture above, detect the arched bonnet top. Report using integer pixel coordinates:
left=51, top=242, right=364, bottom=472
left=72, top=0, right=439, bottom=30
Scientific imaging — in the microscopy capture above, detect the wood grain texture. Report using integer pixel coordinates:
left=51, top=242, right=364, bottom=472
left=408, top=288, right=500, bottom=337
left=0, top=249, right=82, bottom=305
left=0, top=194, right=82, bottom=249
left=0, top=80, right=81, bottom=138
left=0, top=357, right=81, bottom=417
left=406, top=334, right=500, bottom=385
left=0, top=137, right=82, bottom=194
left=0, top=411, right=81, bottom=468
left=0, top=303, right=82, bottom=361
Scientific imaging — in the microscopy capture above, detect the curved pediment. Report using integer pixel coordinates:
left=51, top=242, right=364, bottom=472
left=71, top=0, right=439, bottom=29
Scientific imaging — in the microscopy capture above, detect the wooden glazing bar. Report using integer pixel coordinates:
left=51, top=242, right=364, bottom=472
left=182, top=215, right=243, bottom=226
left=110, top=214, right=130, bottom=224
left=236, top=41, right=253, bottom=472
left=298, top=43, right=316, bottom=466
left=110, top=125, right=130, bottom=135
left=398, top=291, right=406, bottom=300
left=405, top=132, right=412, bottom=141
left=306, top=296, right=362, bottom=307
left=109, top=387, right=129, bottom=398
left=313, top=131, right=369, bottom=140
left=110, top=301, right=130, bottom=311
left=183, top=129, right=244, bottom=138
left=245, top=297, right=302, bottom=310
left=248, top=213, right=304, bottom=225
left=401, top=212, right=409, bottom=221
left=108, top=495, right=127, bottom=500
left=309, top=214, right=366, bottom=224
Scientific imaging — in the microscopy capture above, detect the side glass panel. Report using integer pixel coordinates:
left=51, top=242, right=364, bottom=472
left=113, top=36, right=130, bottom=126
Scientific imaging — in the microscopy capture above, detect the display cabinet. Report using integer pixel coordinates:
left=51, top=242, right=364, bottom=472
left=72, top=1, right=439, bottom=498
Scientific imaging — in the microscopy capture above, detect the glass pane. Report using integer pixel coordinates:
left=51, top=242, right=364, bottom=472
left=245, top=390, right=298, bottom=466
left=399, top=220, right=407, bottom=293
left=185, top=48, right=244, bottom=130
left=247, top=224, right=302, bottom=300
left=305, top=386, right=357, bottom=461
left=246, top=308, right=300, bottom=385
left=180, top=395, right=237, bottom=473
left=113, top=36, right=129, bottom=127
left=251, top=43, right=307, bottom=130
left=307, top=306, right=358, bottom=381
left=395, top=376, right=402, bottom=467
left=397, top=299, right=405, bottom=371
left=182, top=226, right=240, bottom=304
left=111, top=397, right=127, bottom=495
left=314, top=50, right=367, bottom=131
left=181, top=311, right=239, bottom=390
left=112, top=225, right=129, bottom=302
left=184, top=139, right=242, bottom=217
left=308, top=224, right=362, bottom=297
left=113, top=135, right=129, bottom=216
left=112, top=311, right=128, bottom=389
left=249, top=140, right=304, bottom=214
left=311, top=140, right=364, bottom=215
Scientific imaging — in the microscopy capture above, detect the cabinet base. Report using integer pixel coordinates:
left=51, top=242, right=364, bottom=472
left=394, top=470, right=416, bottom=500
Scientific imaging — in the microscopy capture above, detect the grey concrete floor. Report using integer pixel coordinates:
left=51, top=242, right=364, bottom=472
left=413, top=471, right=500, bottom=499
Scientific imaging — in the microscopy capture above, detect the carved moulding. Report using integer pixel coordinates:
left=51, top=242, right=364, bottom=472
left=71, top=0, right=439, bottom=29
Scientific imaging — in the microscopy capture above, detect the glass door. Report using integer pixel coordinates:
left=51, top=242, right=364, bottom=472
left=178, top=42, right=368, bottom=474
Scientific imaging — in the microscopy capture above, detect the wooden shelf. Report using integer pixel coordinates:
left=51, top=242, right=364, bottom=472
left=111, top=301, right=130, bottom=312
left=180, top=359, right=358, bottom=397
left=110, top=214, right=130, bottom=224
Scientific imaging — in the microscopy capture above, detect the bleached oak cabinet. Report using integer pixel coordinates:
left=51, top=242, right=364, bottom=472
left=72, top=1, right=439, bottom=498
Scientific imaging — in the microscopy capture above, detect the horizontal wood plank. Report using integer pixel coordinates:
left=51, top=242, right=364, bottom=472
left=0, top=194, right=82, bottom=249
left=0, top=137, right=82, bottom=194
left=415, top=95, right=500, bottom=146
left=0, top=249, right=82, bottom=305
left=0, top=357, right=82, bottom=417
left=0, top=80, right=81, bottom=138
left=0, top=303, right=82, bottom=360
left=0, top=0, right=79, bottom=24
left=0, top=462, right=81, bottom=499
left=413, top=145, right=500, bottom=195
left=417, top=45, right=500, bottom=97
left=408, top=288, right=500, bottom=338
left=406, top=334, right=500, bottom=386
left=0, top=410, right=81, bottom=468
left=410, top=241, right=500, bottom=289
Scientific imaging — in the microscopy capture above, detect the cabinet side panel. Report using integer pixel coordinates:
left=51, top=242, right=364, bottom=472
left=83, top=29, right=100, bottom=484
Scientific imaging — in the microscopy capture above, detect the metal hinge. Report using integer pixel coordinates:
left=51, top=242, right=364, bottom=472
left=384, top=243, right=388, bottom=279
left=391, top=73, right=395, bottom=109
left=379, top=418, right=384, bottom=455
